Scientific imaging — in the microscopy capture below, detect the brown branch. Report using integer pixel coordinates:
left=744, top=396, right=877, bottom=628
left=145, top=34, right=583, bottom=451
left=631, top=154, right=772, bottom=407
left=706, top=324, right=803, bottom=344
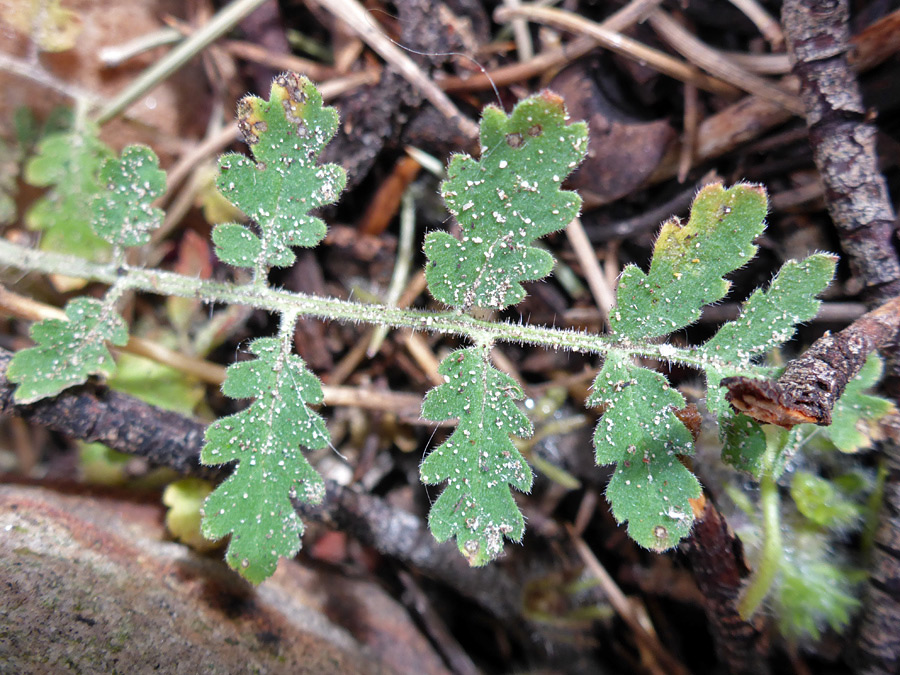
left=855, top=462, right=900, bottom=675
left=781, top=7, right=900, bottom=666
left=680, top=497, right=770, bottom=675
left=783, top=0, right=900, bottom=306
left=722, top=296, right=900, bottom=428
left=0, top=349, right=218, bottom=479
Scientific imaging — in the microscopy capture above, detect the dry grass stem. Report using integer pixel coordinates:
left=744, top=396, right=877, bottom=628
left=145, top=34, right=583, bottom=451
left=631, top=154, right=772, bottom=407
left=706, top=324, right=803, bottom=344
left=313, top=0, right=479, bottom=137
left=566, top=218, right=615, bottom=323
left=727, top=0, right=784, bottom=48
left=494, top=4, right=742, bottom=97
left=646, top=10, right=803, bottom=114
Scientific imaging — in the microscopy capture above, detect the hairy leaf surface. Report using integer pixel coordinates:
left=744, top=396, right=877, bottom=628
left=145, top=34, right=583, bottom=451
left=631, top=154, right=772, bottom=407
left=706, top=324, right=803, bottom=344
left=201, top=336, right=328, bottom=584
left=588, top=352, right=700, bottom=549
left=213, top=73, right=346, bottom=271
left=7, top=298, right=128, bottom=403
left=24, top=125, right=112, bottom=261
left=420, top=347, right=534, bottom=565
left=425, top=92, right=587, bottom=310
left=702, top=253, right=836, bottom=419
left=92, top=145, right=166, bottom=247
left=612, top=183, right=768, bottom=340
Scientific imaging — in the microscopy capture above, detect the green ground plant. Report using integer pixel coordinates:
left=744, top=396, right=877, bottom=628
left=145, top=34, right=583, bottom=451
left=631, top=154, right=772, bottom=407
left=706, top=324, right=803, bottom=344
left=0, top=74, right=890, bottom=628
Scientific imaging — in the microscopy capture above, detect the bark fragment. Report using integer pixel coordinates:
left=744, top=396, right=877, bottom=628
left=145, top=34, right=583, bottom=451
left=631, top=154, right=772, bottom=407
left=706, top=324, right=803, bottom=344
left=722, top=296, right=900, bottom=428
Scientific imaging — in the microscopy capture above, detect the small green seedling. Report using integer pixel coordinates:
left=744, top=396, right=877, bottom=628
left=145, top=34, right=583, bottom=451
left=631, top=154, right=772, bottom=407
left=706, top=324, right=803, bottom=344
left=2, top=74, right=865, bottom=590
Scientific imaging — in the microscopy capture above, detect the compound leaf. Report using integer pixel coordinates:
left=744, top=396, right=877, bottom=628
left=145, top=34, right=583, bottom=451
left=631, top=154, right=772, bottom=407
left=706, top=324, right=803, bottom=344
left=425, top=92, right=587, bottom=310
left=214, top=73, right=346, bottom=272
left=7, top=297, right=128, bottom=404
left=24, top=124, right=112, bottom=261
left=768, top=523, right=865, bottom=642
left=200, top=336, right=328, bottom=584
left=588, top=351, right=700, bottom=549
left=420, top=346, right=534, bottom=565
left=92, top=145, right=166, bottom=248
left=777, top=555, right=863, bottom=642
left=612, top=183, right=767, bottom=341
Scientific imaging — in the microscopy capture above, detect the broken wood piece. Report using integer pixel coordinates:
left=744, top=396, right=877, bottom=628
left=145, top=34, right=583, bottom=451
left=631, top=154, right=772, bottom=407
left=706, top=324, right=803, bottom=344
left=722, top=296, right=900, bottom=428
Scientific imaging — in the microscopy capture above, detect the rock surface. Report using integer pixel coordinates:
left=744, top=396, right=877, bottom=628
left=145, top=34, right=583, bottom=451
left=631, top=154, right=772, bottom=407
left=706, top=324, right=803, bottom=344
left=0, top=482, right=449, bottom=675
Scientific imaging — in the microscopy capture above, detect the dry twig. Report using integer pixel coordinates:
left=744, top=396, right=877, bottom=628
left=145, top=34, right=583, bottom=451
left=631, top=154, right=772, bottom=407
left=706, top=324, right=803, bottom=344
left=680, top=496, right=769, bottom=675
left=649, top=8, right=900, bottom=185
left=723, top=296, right=900, bottom=428
left=312, top=0, right=478, bottom=138
left=784, top=0, right=900, bottom=305
left=494, top=4, right=742, bottom=97
left=440, top=0, right=664, bottom=92
left=647, top=9, right=803, bottom=114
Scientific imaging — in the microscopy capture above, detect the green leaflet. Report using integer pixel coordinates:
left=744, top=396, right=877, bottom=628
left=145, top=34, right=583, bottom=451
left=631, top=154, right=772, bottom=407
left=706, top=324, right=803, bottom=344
left=163, top=478, right=218, bottom=552
left=92, top=145, right=166, bottom=248
left=701, top=253, right=836, bottom=419
left=24, top=124, right=112, bottom=261
left=775, top=551, right=863, bottom=642
left=425, top=92, right=587, bottom=310
left=825, top=354, right=895, bottom=453
left=201, top=336, right=328, bottom=584
left=588, top=185, right=837, bottom=547
left=7, top=297, right=128, bottom=403
left=213, top=73, right=346, bottom=272
left=420, top=346, right=534, bottom=565
left=612, top=183, right=768, bottom=340
left=720, top=413, right=769, bottom=476
left=791, top=471, right=863, bottom=529
left=8, top=144, right=169, bottom=405
left=588, top=352, right=700, bottom=549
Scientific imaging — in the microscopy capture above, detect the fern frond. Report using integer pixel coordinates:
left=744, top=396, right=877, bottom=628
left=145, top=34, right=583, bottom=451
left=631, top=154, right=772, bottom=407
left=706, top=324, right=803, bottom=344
left=213, top=73, right=346, bottom=274
left=425, top=92, right=587, bottom=310
left=420, top=346, right=533, bottom=565
left=201, top=335, right=328, bottom=584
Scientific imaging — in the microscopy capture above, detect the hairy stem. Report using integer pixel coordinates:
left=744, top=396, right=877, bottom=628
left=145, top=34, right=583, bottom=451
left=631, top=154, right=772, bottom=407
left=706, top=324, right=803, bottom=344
left=0, top=237, right=753, bottom=374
